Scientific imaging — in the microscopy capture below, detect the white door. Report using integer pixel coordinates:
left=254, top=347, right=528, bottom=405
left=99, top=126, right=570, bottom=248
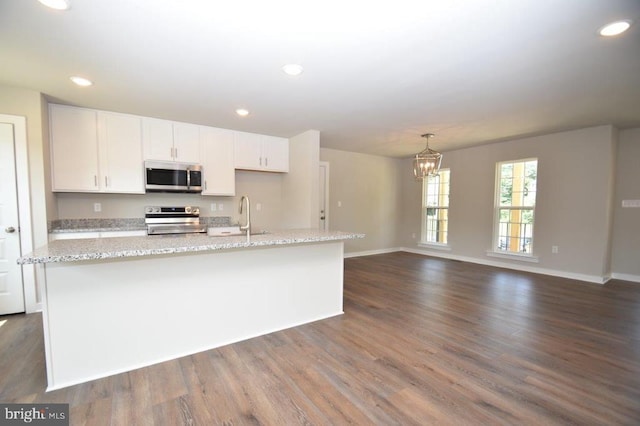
left=319, top=162, right=329, bottom=230
left=0, top=122, right=25, bottom=315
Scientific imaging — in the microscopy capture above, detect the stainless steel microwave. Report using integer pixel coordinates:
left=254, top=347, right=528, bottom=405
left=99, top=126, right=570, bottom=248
left=144, top=161, right=202, bottom=193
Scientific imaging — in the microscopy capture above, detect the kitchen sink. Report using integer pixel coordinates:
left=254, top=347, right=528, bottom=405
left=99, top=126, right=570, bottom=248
left=207, top=226, right=269, bottom=237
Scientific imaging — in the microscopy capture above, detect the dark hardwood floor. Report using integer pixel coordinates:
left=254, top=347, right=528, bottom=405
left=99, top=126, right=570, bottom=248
left=2, top=252, right=640, bottom=425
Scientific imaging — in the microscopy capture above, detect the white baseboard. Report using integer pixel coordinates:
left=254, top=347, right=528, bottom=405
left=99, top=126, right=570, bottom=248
left=344, top=247, right=402, bottom=258
left=396, top=247, right=610, bottom=284
left=611, top=273, right=640, bottom=283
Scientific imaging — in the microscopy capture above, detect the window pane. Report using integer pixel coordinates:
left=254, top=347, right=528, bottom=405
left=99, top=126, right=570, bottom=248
left=425, top=207, right=448, bottom=243
left=495, top=159, right=537, bottom=254
left=497, top=207, right=534, bottom=254
left=422, top=169, right=450, bottom=245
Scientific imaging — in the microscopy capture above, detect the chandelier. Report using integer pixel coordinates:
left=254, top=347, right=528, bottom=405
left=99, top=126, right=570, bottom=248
left=413, top=133, right=442, bottom=179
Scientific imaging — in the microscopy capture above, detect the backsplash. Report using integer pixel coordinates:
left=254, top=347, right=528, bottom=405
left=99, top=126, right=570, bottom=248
left=49, top=216, right=232, bottom=233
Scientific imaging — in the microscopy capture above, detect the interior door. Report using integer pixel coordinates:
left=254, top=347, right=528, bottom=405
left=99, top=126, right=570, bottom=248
left=319, top=162, right=328, bottom=230
left=0, top=122, right=25, bottom=315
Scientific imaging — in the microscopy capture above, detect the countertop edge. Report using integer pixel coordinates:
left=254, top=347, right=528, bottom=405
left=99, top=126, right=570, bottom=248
left=18, top=231, right=365, bottom=265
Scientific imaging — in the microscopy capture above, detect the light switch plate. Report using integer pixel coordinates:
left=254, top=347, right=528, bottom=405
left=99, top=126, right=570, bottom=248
left=622, top=200, right=640, bottom=208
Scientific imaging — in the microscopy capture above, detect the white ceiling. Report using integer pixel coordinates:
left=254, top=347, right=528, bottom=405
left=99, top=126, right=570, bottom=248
left=1, top=0, right=639, bottom=157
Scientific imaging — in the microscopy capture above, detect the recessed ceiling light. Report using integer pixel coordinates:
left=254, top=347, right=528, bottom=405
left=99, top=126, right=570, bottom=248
left=70, top=76, right=93, bottom=87
left=236, top=108, right=249, bottom=117
left=38, top=0, right=71, bottom=10
left=599, top=20, right=632, bottom=37
left=282, top=64, right=304, bottom=76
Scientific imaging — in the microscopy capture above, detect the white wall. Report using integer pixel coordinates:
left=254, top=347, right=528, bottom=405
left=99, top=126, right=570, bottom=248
left=281, top=130, right=320, bottom=228
left=400, top=125, right=618, bottom=282
left=320, top=148, right=401, bottom=254
left=611, top=128, right=640, bottom=281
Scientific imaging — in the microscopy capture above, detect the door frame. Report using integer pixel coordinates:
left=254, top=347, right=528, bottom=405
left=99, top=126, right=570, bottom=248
left=0, top=114, right=35, bottom=313
left=319, top=161, right=330, bottom=231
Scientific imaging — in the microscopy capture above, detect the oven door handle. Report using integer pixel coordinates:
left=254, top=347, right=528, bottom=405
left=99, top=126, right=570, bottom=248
left=186, top=168, right=191, bottom=189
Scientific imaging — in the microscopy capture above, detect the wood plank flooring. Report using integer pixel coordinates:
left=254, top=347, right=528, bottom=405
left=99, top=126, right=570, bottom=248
left=2, top=252, right=640, bottom=425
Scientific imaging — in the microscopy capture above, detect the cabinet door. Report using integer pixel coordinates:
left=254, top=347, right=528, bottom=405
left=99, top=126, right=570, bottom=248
left=50, top=105, right=100, bottom=192
left=98, top=112, right=145, bottom=193
left=234, top=131, right=263, bottom=170
left=142, top=118, right=173, bottom=161
left=262, top=136, right=289, bottom=172
left=173, top=123, right=201, bottom=163
left=200, top=127, right=235, bottom=196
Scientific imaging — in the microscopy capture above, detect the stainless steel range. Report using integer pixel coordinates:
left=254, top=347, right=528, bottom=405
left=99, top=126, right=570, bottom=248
left=145, top=206, right=207, bottom=235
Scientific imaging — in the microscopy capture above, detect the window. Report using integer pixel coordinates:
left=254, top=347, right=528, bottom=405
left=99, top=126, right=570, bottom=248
left=421, top=169, right=450, bottom=245
left=494, top=159, right=537, bottom=255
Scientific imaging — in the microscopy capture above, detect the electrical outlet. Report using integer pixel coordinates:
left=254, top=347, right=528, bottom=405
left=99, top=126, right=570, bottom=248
left=552, top=245, right=559, bottom=254
left=256, top=203, right=262, bottom=211
left=338, top=201, right=342, bottom=207
left=93, top=203, right=101, bottom=213
left=211, top=203, right=217, bottom=212
left=218, top=203, right=224, bottom=211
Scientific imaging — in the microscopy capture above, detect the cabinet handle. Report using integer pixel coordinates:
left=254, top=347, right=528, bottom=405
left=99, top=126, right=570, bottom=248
left=105, top=176, right=108, bottom=187
left=175, top=147, right=178, bottom=159
left=204, top=181, right=207, bottom=190
left=259, top=157, right=262, bottom=166
left=265, top=157, right=268, bottom=167
left=94, top=175, right=98, bottom=187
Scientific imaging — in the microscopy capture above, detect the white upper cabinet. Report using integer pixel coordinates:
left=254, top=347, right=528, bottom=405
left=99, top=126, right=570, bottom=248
left=262, top=135, right=289, bottom=172
left=50, top=105, right=144, bottom=193
left=234, top=131, right=289, bottom=172
left=50, top=104, right=100, bottom=192
left=234, top=131, right=262, bottom=170
left=200, top=127, right=235, bottom=196
left=173, top=123, right=201, bottom=163
left=142, top=118, right=173, bottom=161
left=143, top=118, right=200, bottom=163
left=97, top=112, right=144, bottom=193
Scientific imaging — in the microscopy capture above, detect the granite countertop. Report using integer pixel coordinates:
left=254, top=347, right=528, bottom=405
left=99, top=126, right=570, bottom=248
left=19, top=229, right=365, bottom=264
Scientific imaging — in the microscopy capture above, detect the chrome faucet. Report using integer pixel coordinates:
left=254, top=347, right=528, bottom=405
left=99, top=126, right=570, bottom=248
left=239, top=195, right=251, bottom=238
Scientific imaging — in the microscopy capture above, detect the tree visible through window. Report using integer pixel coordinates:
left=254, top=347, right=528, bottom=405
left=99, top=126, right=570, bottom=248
left=422, top=169, right=450, bottom=244
left=495, top=159, right=537, bottom=254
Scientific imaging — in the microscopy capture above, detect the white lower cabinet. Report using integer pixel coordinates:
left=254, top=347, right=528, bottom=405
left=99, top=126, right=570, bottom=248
left=200, top=127, right=235, bottom=196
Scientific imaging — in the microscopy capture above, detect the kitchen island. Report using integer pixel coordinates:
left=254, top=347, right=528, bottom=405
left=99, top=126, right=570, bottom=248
left=19, top=229, right=364, bottom=390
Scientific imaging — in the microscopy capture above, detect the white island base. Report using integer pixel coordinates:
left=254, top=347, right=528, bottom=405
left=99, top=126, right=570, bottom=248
left=41, top=241, right=344, bottom=390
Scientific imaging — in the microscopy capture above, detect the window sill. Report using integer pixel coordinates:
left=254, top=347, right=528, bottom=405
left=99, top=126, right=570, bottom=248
left=486, top=251, right=539, bottom=263
left=418, top=242, right=452, bottom=251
